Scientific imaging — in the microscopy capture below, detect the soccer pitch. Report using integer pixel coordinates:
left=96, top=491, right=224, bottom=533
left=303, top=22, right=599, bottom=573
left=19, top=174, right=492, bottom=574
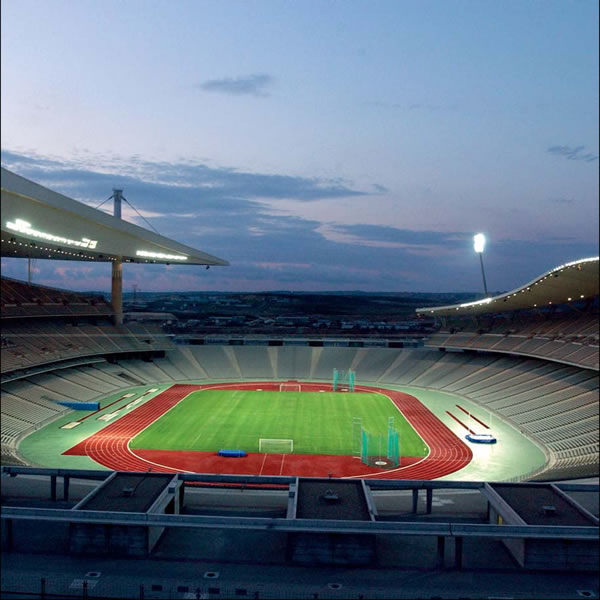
left=130, top=389, right=428, bottom=456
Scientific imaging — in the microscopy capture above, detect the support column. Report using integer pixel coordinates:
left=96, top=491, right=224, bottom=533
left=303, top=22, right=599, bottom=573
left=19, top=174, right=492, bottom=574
left=63, top=476, right=70, bottom=502
left=436, top=536, right=445, bottom=568
left=50, top=475, right=57, bottom=502
left=3, top=519, right=13, bottom=551
left=179, top=482, right=185, bottom=511
left=412, top=489, right=419, bottom=513
left=111, top=259, right=123, bottom=326
left=455, top=536, right=463, bottom=569
left=426, top=488, right=433, bottom=514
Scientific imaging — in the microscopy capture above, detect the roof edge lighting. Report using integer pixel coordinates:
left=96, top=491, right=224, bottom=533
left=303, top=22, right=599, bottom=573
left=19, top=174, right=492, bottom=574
left=136, top=250, right=188, bottom=261
left=6, top=219, right=98, bottom=249
left=415, top=256, right=599, bottom=316
left=549, top=256, right=600, bottom=272
left=459, top=297, right=493, bottom=308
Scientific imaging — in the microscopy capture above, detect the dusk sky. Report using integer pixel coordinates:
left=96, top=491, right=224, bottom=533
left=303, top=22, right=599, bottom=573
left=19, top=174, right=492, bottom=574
left=1, top=0, right=598, bottom=294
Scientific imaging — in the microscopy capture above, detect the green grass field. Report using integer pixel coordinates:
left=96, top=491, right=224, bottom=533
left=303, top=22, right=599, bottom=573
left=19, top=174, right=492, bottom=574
left=130, top=389, right=427, bottom=456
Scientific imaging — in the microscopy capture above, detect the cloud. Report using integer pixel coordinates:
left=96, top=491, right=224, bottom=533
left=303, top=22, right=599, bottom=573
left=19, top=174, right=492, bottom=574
left=407, top=103, right=457, bottom=111
left=54, top=266, right=94, bottom=278
left=2, top=149, right=597, bottom=294
left=372, top=183, right=389, bottom=193
left=0, top=148, right=385, bottom=284
left=254, top=261, right=312, bottom=270
left=366, top=101, right=457, bottom=112
left=319, top=224, right=470, bottom=250
left=549, top=197, right=574, bottom=205
left=198, top=74, right=274, bottom=97
left=547, top=145, right=598, bottom=162
left=1, top=150, right=368, bottom=209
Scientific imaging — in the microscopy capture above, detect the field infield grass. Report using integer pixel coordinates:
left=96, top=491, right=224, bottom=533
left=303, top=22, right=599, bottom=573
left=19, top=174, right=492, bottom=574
left=130, top=389, right=427, bottom=457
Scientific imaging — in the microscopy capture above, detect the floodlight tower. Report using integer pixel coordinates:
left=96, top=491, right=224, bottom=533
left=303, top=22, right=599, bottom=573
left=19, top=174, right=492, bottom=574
left=474, top=233, right=489, bottom=297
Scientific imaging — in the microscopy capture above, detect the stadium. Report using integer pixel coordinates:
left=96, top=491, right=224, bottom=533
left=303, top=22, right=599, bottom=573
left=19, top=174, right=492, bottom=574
left=1, top=167, right=599, bottom=599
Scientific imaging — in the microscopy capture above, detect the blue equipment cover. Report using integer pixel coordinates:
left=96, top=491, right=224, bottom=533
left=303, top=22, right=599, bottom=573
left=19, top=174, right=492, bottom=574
left=465, top=433, right=497, bottom=444
left=218, top=449, right=247, bottom=458
left=57, top=401, right=100, bottom=411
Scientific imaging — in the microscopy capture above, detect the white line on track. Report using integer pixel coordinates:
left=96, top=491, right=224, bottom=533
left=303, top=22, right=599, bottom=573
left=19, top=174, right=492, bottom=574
left=279, top=454, right=286, bottom=476
left=259, top=453, right=268, bottom=476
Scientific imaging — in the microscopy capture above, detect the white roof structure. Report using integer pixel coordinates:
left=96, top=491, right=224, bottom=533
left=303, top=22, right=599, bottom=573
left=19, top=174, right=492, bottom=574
left=1, top=167, right=229, bottom=266
left=416, top=257, right=599, bottom=317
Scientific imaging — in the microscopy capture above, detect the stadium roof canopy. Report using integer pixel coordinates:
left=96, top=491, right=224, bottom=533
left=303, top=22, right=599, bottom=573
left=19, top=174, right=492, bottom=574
left=416, top=257, right=599, bottom=317
left=0, top=167, right=229, bottom=266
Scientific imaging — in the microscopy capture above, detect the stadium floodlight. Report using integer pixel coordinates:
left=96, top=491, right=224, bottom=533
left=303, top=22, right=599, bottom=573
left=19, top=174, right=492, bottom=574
left=473, top=233, right=486, bottom=253
left=473, top=233, right=489, bottom=297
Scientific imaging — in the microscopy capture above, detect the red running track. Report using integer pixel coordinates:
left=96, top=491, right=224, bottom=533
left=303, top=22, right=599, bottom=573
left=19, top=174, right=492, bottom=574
left=64, top=382, right=472, bottom=479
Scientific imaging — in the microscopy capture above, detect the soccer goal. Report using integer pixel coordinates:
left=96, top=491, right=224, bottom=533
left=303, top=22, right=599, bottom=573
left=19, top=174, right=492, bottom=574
left=279, top=382, right=301, bottom=392
left=259, top=438, right=294, bottom=453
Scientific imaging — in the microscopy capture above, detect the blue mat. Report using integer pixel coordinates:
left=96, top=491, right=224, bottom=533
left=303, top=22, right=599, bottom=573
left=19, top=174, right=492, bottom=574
left=218, top=449, right=247, bottom=458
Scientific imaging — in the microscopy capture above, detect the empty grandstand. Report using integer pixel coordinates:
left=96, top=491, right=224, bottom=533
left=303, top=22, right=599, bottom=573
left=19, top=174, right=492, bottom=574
left=2, top=278, right=598, bottom=480
left=0, top=277, right=178, bottom=466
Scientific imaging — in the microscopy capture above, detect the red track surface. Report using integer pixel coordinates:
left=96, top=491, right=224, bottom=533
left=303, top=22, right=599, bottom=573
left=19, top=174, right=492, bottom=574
left=133, top=449, right=422, bottom=477
left=64, top=382, right=472, bottom=479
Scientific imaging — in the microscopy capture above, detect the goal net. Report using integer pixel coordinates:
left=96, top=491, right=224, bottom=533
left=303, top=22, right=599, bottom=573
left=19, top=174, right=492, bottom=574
left=259, top=439, right=294, bottom=454
left=279, top=383, right=301, bottom=392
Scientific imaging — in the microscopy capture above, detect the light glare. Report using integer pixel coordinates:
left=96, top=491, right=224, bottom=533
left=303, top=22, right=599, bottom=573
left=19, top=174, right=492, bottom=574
left=6, top=219, right=98, bottom=249
left=474, top=233, right=486, bottom=253
left=136, top=250, right=188, bottom=261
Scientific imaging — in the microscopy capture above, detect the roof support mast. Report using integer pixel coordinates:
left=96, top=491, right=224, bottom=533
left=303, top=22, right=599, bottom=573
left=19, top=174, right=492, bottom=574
left=111, top=189, right=123, bottom=326
left=113, top=188, right=122, bottom=219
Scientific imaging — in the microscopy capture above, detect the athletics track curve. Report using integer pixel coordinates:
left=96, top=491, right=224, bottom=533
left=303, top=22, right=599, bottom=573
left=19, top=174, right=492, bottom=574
left=64, top=382, right=472, bottom=479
